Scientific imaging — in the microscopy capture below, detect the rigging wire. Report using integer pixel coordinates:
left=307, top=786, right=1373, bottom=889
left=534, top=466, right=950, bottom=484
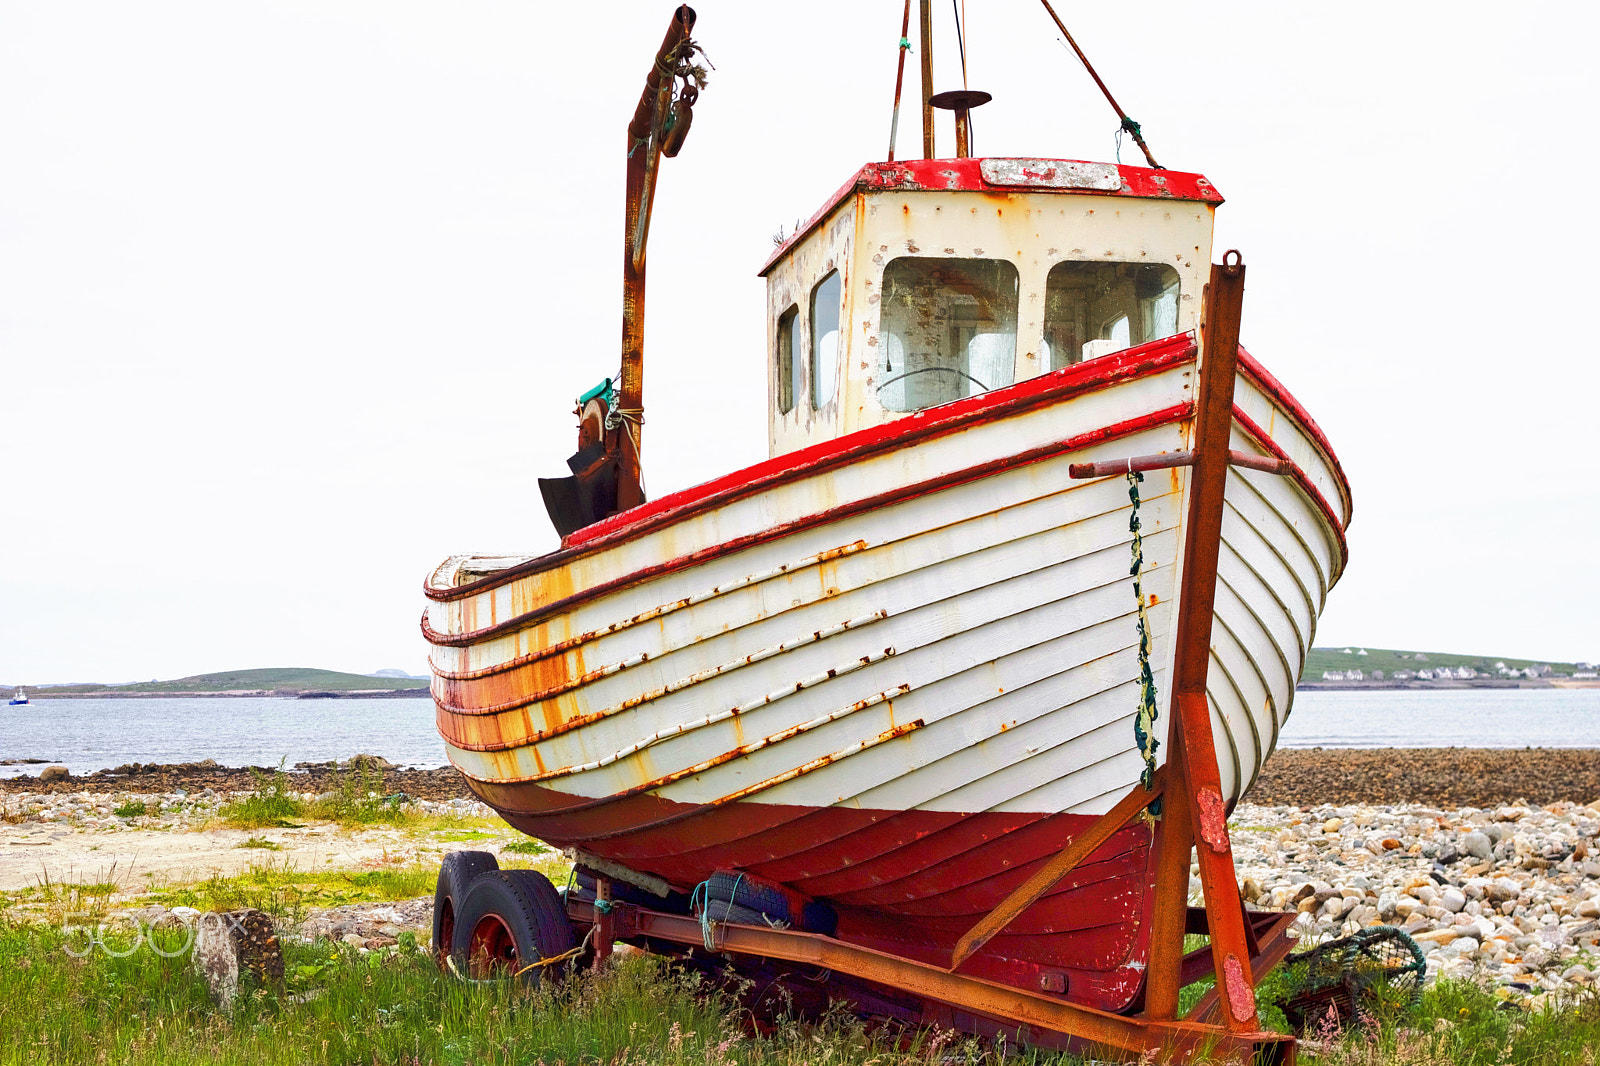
left=1034, top=0, right=1162, bottom=169
left=951, top=0, right=968, bottom=88
left=950, top=0, right=974, bottom=153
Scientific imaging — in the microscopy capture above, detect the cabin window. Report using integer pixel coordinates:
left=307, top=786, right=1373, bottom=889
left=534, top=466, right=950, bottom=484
left=811, top=271, right=841, bottom=409
left=876, top=257, right=1019, bottom=413
left=1042, top=262, right=1181, bottom=370
left=776, top=304, right=801, bottom=415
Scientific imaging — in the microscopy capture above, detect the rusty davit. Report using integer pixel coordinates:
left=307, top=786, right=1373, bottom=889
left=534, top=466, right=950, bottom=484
left=423, top=5, right=1351, bottom=1061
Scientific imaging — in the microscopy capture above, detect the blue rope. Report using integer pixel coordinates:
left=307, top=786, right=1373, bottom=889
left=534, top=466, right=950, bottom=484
left=692, top=873, right=746, bottom=951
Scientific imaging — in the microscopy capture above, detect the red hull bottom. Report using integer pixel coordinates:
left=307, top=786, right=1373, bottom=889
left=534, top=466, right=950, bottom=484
left=469, top=778, right=1157, bottom=1011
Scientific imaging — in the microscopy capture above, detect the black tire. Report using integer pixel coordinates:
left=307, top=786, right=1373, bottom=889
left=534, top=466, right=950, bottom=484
left=800, top=899, right=839, bottom=937
left=433, top=850, right=498, bottom=966
left=705, top=871, right=794, bottom=923
left=698, top=900, right=776, bottom=927
left=451, top=869, right=576, bottom=982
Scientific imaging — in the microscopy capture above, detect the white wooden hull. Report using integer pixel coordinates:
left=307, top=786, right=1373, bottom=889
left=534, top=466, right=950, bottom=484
left=427, top=337, right=1347, bottom=821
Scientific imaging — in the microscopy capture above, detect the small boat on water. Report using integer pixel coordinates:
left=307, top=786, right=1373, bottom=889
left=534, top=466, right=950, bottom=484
left=7, top=688, right=27, bottom=706
left=424, top=4, right=1350, bottom=1055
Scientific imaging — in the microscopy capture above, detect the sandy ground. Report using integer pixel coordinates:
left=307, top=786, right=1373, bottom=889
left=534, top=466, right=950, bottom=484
left=0, top=820, right=455, bottom=893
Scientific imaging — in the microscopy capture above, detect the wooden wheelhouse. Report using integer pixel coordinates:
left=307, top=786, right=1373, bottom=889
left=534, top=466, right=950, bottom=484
left=760, top=158, right=1221, bottom=455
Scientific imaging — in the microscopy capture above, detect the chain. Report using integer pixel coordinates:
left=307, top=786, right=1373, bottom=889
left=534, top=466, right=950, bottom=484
left=1127, top=470, right=1161, bottom=792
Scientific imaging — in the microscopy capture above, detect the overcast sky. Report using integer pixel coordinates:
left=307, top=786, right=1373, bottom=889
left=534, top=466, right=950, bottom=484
left=3, top=0, right=1596, bottom=685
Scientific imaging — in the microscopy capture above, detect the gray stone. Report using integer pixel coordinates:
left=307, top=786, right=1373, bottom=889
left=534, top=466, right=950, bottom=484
left=193, top=909, right=284, bottom=1007
left=1441, top=887, right=1468, bottom=913
left=1463, top=831, right=1494, bottom=861
left=38, top=765, right=70, bottom=783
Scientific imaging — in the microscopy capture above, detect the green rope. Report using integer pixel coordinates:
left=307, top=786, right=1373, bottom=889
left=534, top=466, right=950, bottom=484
left=1127, top=471, right=1161, bottom=791
left=1120, top=116, right=1142, bottom=138
left=899, top=37, right=911, bottom=49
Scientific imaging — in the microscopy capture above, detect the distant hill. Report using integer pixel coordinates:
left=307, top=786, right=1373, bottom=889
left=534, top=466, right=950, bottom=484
left=26, top=668, right=430, bottom=697
left=1301, top=646, right=1581, bottom=681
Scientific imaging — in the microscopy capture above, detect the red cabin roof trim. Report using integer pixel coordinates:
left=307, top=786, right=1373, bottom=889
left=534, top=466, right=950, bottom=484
left=757, top=157, right=1225, bottom=277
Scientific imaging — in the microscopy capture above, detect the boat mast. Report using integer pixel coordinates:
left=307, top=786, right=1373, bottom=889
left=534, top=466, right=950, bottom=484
left=618, top=5, right=698, bottom=510
left=918, top=0, right=935, bottom=158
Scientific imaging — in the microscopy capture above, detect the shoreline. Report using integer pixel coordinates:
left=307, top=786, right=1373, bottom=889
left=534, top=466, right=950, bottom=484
left=1298, top=678, right=1600, bottom=691
left=4, top=748, right=1600, bottom=809
left=9, top=688, right=431, bottom=699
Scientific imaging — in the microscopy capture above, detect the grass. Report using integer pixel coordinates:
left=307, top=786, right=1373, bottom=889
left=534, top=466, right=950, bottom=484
left=1299, top=979, right=1600, bottom=1065
left=27, top=667, right=429, bottom=697
left=216, top=764, right=453, bottom=832
left=112, top=800, right=148, bottom=818
left=3, top=857, right=1597, bottom=1065
left=140, top=859, right=443, bottom=924
left=4, top=899, right=1599, bottom=1066
left=1301, top=646, right=1579, bottom=682
left=500, top=839, right=550, bottom=855
left=235, top=838, right=282, bottom=851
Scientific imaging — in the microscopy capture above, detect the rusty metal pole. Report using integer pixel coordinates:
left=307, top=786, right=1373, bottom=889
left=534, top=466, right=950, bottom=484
left=619, top=6, right=695, bottom=511
left=887, top=0, right=913, bottom=161
left=1143, top=753, right=1196, bottom=1020
left=1147, top=251, right=1260, bottom=1031
left=593, top=876, right=615, bottom=970
left=918, top=0, right=935, bottom=158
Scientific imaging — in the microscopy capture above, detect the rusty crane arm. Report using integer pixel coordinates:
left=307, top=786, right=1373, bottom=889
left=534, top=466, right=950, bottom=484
left=543, top=6, right=701, bottom=537
left=617, top=4, right=699, bottom=512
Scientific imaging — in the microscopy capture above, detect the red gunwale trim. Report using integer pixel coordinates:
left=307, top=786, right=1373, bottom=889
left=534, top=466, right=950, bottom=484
left=422, top=402, right=1195, bottom=649
left=1230, top=404, right=1350, bottom=570
left=1235, top=347, right=1352, bottom=525
left=424, top=332, right=1198, bottom=606
left=757, top=158, right=1224, bottom=277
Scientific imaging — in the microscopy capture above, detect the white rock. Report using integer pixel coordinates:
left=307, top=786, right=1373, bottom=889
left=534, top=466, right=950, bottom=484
left=1441, top=887, right=1467, bottom=913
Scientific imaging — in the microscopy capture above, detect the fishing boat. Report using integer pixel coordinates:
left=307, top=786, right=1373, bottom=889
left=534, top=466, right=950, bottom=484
left=7, top=688, right=27, bottom=706
left=424, top=5, right=1349, bottom=1057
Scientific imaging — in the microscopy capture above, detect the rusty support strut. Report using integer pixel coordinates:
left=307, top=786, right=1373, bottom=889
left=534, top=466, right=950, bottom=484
left=1143, top=250, right=1260, bottom=1031
left=619, top=5, right=697, bottom=512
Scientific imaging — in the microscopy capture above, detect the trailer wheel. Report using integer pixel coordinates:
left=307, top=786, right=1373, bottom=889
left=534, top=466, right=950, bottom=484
left=452, top=869, right=576, bottom=982
left=433, top=850, right=498, bottom=966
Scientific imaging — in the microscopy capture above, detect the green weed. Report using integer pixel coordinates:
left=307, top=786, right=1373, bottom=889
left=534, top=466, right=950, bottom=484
left=217, top=765, right=304, bottom=829
left=500, top=839, right=550, bottom=855
left=113, top=799, right=148, bottom=818
left=235, top=837, right=283, bottom=851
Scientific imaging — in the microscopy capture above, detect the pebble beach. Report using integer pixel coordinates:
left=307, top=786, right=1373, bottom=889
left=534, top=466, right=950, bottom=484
left=4, top=748, right=1600, bottom=1003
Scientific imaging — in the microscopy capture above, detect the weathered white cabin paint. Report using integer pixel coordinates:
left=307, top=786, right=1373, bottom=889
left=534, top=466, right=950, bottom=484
left=762, top=170, right=1217, bottom=458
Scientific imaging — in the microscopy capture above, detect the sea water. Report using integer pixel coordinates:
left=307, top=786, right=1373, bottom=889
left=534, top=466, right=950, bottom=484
left=1279, top=688, right=1600, bottom=749
left=3, top=689, right=1598, bottom=780
left=0, top=697, right=445, bottom=779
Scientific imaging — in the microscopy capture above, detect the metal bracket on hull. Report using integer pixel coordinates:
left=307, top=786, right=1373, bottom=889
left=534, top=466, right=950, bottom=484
left=1067, top=449, right=1292, bottom=480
